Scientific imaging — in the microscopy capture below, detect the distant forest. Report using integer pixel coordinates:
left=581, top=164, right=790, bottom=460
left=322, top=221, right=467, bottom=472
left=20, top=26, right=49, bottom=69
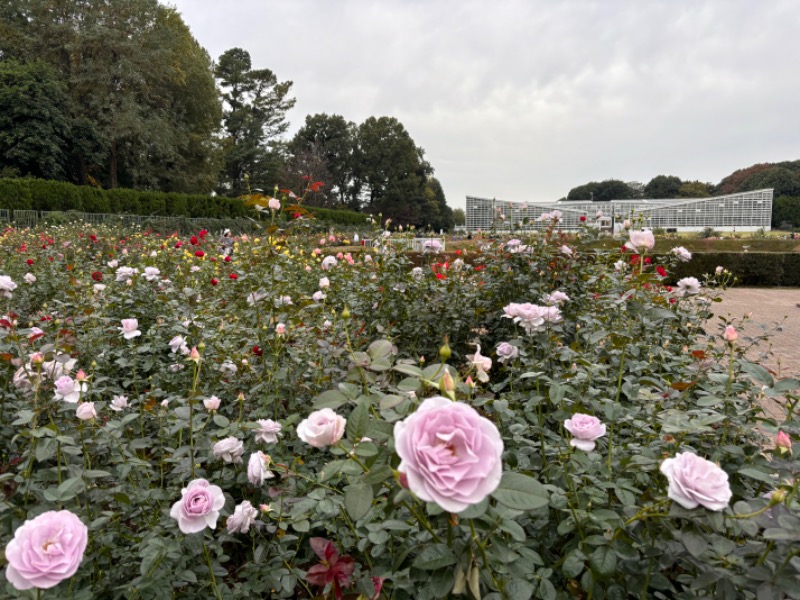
left=563, top=160, right=800, bottom=228
left=0, top=1, right=453, bottom=230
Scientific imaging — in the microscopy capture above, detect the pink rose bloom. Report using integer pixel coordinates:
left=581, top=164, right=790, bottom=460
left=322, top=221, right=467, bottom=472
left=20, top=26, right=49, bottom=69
left=254, top=419, right=282, bottom=444
left=76, top=402, right=96, bottom=421
left=776, top=431, right=792, bottom=453
left=110, top=395, right=128, bottom=412
left=496, top=342, right=518, bottom=364
left=466, top=345, right=492, bottom=383
left=119, top=318, right=141, bottom=339
left=723, top=325, right=738, bottom=343
left=321, top=256, right=337, bottom=270
left=564, top=413, right=606, bottom=452
left=544, top=290, right=570, bottom=305
left=627, top=229, right=655, bottom=252
left=336, top=252, right=344, bottom=260
left=227, top=500, right=259, bottom=534
left=247, top=451, right=275, bottom=485
left=54, top=375, right=82, bottom=404
left=4, top=510, right=88, bottom=590
left=203, top=396, right=221, bottom=411
left=660, top=452, right=732, bottom=511
left=268, top=197, right=281, bottom=211
left=394, top=396, right=504, bottom=513
left=297, top=408, right=346, bottom=448
left=676, top=277, right=701, bottom=296
left=312, top=291, right=326, bottom=302
left=213, top=437, right=244, bottom=463
left=671, top=246, right=692, bottom=262
left=169, top=478, right=226, bottom=533
left=275, top=323, right=286, bottom=335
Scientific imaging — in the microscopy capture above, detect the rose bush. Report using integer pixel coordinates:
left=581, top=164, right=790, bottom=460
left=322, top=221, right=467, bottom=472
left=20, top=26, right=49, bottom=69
left=0, top=217, right=798, bottom=599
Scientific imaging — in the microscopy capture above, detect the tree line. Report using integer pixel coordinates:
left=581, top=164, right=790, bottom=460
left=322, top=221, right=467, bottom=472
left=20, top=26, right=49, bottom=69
left=564, top=161, right=800, bottom=228
left=0, top=0, right=453, bottom=230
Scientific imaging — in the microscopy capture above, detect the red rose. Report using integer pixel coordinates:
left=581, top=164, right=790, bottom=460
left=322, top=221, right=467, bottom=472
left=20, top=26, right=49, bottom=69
left=195, top=250, right=205, bottom=258
left=190, top=236, right=199, bottom=245
left=252, top=345, right=263, bottom=356
left=656, top=266, right=667, bottom=277
left=91, top=271, right=103, bottom=281
left=229, top=273, right=238, bottom=280
left=580, top=215, right=587, bottom=222
left=198, top=230, right=208, bottom=238
left=210, top=278, right=219, bottom=286
left=224, top=256, right=231, bottom=263
left=26, top=259, right=34, bottom=265
left=175, top=241, right=183, bottom=248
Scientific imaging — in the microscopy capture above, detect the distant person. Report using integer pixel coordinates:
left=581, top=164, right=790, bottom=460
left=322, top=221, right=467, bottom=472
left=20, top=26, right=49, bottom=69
left=219, top=229, right=235, bottom=256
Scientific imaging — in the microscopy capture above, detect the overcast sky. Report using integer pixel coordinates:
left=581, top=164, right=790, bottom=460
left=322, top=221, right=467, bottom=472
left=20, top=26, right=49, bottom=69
left=168, top=0, right=800, bottom=210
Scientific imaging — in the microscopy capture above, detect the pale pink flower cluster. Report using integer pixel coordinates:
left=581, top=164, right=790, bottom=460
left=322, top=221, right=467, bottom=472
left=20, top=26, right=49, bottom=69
left=268, top=197, right=281, bottom=211
left=169, top=335, right=189, bottom=354
left=170, top=478, right=225, bottom=533
left=538, top=210, right=562, bottom=223
left=495, top=342, right=518, bottom=364
left=466, top=345, right=492, bottom=382
left=143, top=266, right=161, bottom=281
left=54, top=375, right=87, bottom=404
left=321, top=256, right=337, bottom=270
left=564, top=414, right=606, bottom=451
left=115, top=266, right=137, bottom=282
left=543, top=290, right=570, bottom=305
left=723, top=325, right=738, bottom=343
left=110, top=395, right=128, bottom=411
left=76, top=402, right=96, bottom=421
left=670, top=246, right=692, bottom=262
left=213, top=437, right=244, bottom=463
left=119, top=319, right=141, bottom=339
left=247, top=451, right=275, bottom=485
left=0, top=275, right=18, bottom=298
left=503, top=302, right=562, bottom=333
left=297, top=408, right=346, bottom=448
left=676, top=277, right=701, bottom=296
left=254, top=419, right=282, bottom=444
left=4, top=510, right=88, bottom=590
left=625, top=229, right=655, bottom=253
left=227, top=500, right=259, bottom=534
left=394, top=396, right=503, bottom=513
left=660, top=452, right=731, bottom=511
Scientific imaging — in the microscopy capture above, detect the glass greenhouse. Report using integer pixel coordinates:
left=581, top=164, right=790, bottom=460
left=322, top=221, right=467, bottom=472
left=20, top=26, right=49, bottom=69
left=465, top=189, right=773, bottom=233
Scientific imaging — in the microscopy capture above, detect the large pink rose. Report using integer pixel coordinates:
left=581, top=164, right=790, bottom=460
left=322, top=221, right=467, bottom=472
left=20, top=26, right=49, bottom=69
left=169, top=478, right=226, bottom=533
left=4, top=510, right=88, bottom=590
left=564, top=413, right=606, bottom=452
left=394, top=396, right=504, bottom=513
left=660, top=452, right=732, bottom=511
left=297, top=408, right=346, bottom=448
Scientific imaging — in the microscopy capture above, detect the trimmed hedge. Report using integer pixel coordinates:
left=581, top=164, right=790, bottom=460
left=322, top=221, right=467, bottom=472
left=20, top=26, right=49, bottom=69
left=0, top=177, right=368, bottom=227
left=670, top=252, right=800, bottom=287
left=0, top=177, right=249, bottom=218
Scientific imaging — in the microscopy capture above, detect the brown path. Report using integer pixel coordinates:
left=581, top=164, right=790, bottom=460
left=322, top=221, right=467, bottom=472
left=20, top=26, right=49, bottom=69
left=710, top=288, right=800, bottom=422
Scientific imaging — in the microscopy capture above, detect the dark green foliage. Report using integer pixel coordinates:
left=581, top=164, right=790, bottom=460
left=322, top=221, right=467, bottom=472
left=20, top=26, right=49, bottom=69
left=773, top=196, right=800, bottom=228
left=566, top=179, right=637, bottom=201
left=670, top=252, right=800, bottom=287
left=0, top=60, right=71, bottom=180
left=644, top=175, right=683, bottom=198
left=0, top=178, right=249, bottom=219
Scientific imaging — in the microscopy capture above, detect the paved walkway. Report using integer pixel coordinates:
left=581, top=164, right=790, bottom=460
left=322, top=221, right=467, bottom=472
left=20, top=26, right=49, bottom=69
left=711, top=288, right=800, bottom=421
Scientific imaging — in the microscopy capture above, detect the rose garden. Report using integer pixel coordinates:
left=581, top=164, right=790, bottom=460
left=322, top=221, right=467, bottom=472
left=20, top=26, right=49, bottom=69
left=0, top=212, right=799, bottom=599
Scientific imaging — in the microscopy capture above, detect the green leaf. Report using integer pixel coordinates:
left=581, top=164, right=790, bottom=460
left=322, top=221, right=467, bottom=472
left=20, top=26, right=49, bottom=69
left=213, top=414, right=230, bottom=428
left=344, top=483, right=373, bottom=521
left=346, top=400, right=370, bottom=441
left=83, top=470, right=112, bottom=479
left=738, top=468, right=775, bottom=484
left=562, top=549, right=586, bottom=579
left=393, top=363, right=424, bottom=378
left=412, top=544, right=457, bottom=570
left=368, top=339, right=394, bottom=359
left=681, top=530, right=708, bottom=558
left=363, top=465, right=393, bottom=485
left=506, top=579, right=535, bottom=600
left=492, top=472, right=549, bottom=510
left=588, top=546, right=617, bottom=579
left=313, top=389, right=348, bottom=410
